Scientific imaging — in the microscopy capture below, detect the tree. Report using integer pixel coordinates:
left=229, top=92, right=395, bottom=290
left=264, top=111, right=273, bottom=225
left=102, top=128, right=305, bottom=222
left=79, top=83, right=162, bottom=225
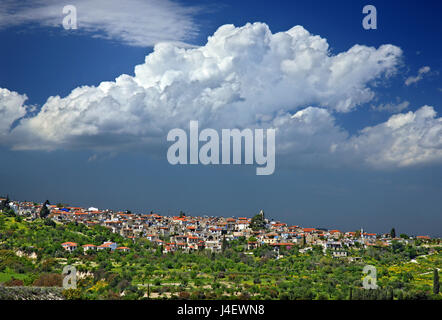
left=387, top=288, right=394, bottom=300
left=390, top=228, right=396, bottom=239
left=44, top=218, right=56, bottom=228
left=250, top=211, right=266, bottom=231
left=221, top=236, right=227, bottom=253
left=248, top=236, right=257, bottom=242
left=434, top=269, right=440, bottom=295
left=179, top=211, right=186, bottom=218
left=155, top=245, right=163, bottom=256
left=40, top=200, right=50, bottom=219
left=0, top=195, right=10, bottom=211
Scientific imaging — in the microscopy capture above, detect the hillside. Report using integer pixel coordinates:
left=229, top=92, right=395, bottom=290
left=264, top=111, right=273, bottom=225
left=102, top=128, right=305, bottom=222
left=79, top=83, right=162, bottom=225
left=0, top=210, right=441, bottom=300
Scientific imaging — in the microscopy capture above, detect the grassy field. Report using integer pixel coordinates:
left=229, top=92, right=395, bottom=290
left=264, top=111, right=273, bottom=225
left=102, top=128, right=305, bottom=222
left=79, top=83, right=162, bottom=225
left=0, top=271, right=29, bottom=283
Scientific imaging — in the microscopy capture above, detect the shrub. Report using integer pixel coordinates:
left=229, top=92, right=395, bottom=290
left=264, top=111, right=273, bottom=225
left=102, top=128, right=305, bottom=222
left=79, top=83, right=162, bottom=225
left=178, top=291, right=190, bottom=299
left=32, top=273, right=63, bottom=287
left=4, top=277, right=24, bottom=287
left=62, top=288, right=83, bottom=300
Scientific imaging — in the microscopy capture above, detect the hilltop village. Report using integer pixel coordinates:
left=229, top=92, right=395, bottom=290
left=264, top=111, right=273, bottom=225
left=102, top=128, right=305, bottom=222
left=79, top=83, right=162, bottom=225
left=1, top=197, right=434, bottom=257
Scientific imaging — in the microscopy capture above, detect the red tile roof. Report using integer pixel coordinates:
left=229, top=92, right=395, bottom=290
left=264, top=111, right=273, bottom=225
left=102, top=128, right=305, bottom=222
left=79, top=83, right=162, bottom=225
left=61, top=242, right=77, bottom=246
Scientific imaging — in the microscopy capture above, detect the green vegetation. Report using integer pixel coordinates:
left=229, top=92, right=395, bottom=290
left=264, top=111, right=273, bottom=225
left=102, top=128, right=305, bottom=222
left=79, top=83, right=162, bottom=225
left=390, top=228, right=396, bottom=239
left=0, top=210, right=441, bottom=300
left=39, top=200, right=50, bottom=219
left=0, top=196, right=10, bottom=211
left=250, top=211, right=266, bottom=231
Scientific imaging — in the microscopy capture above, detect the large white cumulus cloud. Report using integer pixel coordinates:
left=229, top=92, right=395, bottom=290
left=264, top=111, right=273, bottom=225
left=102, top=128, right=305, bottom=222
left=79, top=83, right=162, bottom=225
left=2, top=22, right=442, bottom=168
left=259, top=105, right=442, bottom=168
left=344, top=106, right=442, bottom=167
left=0, top=88, right=28, bottom=140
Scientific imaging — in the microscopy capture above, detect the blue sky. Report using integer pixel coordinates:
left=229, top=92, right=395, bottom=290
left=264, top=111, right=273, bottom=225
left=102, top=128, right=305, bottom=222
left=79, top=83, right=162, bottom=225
left=0, top=0, right=441, bottom=236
